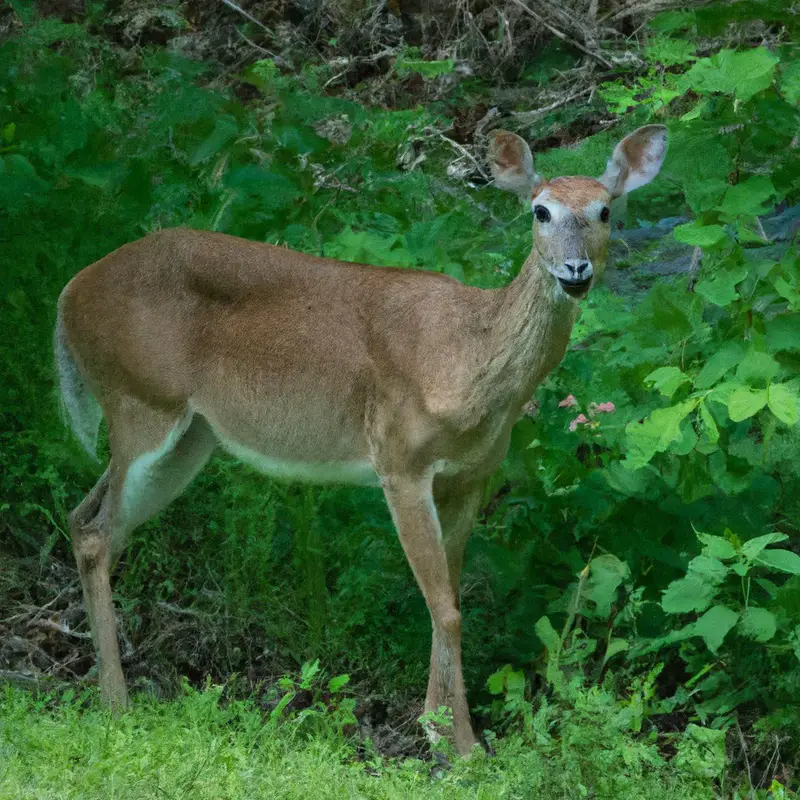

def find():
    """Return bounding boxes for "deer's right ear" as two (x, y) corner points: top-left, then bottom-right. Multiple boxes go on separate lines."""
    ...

(487, 130), (540, 199)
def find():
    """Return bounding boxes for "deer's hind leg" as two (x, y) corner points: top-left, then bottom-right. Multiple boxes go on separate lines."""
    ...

(69, 396), (217, 708)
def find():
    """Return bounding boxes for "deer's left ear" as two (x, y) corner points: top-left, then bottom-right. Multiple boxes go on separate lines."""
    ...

(599, 125), (668, 198)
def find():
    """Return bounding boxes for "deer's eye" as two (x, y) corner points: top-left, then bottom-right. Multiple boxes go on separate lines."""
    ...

(600, 206), (611, 223)
(534, 205), (551, 223)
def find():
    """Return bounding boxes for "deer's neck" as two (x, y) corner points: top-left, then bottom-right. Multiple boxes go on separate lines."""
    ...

(474, 251), (578, 413)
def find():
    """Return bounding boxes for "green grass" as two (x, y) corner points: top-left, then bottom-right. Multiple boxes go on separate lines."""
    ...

(0, 684), (720, 800)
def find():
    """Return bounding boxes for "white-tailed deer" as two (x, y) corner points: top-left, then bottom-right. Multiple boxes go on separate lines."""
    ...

(56, 124), (667, 755)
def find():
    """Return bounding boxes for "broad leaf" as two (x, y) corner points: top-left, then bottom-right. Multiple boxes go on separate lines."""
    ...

(602, 638), (629, 666)
(687, 554), (728, 584)
(692, 605), (738, 653)
(683, 47), (778, 101)
(674, 221), (727, 248)
(698, 532), (736, 560)
(535, 616), (562, 653)
(756, 550), (800, 575)
(741, 533), (789, 561)
(189, 115), (238, 166)
(736, 351), (779, 386)
(645, 366), (690, 398)
(586, 554), (630, 619)
(662, 574), (717, 614)
(767, 383), (800, 426)
(728, 388), (767, 421)
(695, 341), (745, 389)
(698, 400), (719, 443)
(624, 400), (698, 469)
(328, 674), (350, 693)
(765, 315), (800, 353)
(738, 607), (777, 642)
(695, 263), (748, 307)
(717, 176), (775, 218)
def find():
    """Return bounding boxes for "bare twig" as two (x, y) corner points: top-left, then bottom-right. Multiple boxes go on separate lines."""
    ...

(473, 106), (500, 147)
(157, 601), (209, 618)
(758, 735), (783, 789)
(510, 87), (594, 125)
(219, 0), (274, 36)
(735, 717), (755, 799)
(235, 27), (277, 58)
(602, 0), (686, 24)
(506, 0), (613, 69)
(29, 618), (92, 640)
(433, 130), (490, 181)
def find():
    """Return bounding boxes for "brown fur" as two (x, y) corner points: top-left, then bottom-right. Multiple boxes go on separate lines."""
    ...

(532, 176), (610, 210)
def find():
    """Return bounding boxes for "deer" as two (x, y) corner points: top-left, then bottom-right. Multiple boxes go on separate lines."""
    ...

(55, 124), (667, 755)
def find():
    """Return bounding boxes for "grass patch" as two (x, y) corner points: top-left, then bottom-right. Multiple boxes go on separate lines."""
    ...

(0, 684), (719, 799)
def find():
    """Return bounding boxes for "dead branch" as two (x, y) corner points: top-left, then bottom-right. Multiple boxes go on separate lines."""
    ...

(506, 0), (613, 68)
(510, 86), (594, 125)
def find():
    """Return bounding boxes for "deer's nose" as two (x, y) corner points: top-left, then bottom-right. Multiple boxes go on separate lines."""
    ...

(564, 259), (591, 279)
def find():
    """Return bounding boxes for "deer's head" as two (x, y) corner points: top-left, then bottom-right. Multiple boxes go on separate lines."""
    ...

(488, 125), (668, 299)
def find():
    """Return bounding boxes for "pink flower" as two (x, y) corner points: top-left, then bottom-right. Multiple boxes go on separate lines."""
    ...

(558, 394), (578, 408)
(589, 401), (616, 416)
(569, 414), (589, 432)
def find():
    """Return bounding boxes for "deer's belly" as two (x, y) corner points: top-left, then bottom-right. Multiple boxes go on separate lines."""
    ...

(217, 434), (381, 487)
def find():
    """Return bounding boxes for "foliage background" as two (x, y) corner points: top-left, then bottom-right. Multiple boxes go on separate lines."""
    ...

(0, 0), (799, 796)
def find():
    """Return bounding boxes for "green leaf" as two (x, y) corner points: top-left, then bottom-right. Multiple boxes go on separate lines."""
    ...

(299, 659), (321, 688)
(65, 163), (126, 189)
(394, 58), (454, 78)
(717, 177), (775, 218)
(767, 383), (799, 426)
(698, 533), (736, 560)
(535, 616), (562, 653)
(662, 574), (717, 614)
(687, 554), (728, 583)
(645, 366), (690, 398)
(586, 554), (630, 619)
(692, 605), (738, 653)
(225, 167), (302, 211)
(327, 228), (414, 268)
(189, 115), (238, 166)
(741, 533), (789, 561)
(487, 667), (507, 696)
(602, 638), (629, 666)
(328, 674), (350, 693)
(683, 47), (778, 101)
(698, 400), (719, 443)
(695, 263), (748, 307)
(779, 57), (800, 105)
(728, 387), (767, 421)
(674, 221), (727, 248)
(695, 341), (745, 389)
(738, 607), (777, 642)
(765, 315), (800, 353)
(624, 400), (698, 469)
(736, 351), (779, 386)
(756, 550), (800, 575)
(773, 276), (800, 310)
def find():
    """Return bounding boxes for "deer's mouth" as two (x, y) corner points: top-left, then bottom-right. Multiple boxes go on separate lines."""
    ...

(557, 277), (592, 298)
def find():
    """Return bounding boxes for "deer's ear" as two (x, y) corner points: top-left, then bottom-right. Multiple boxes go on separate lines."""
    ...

(487, 130), (541, 198)
(599, 125), (668, 198)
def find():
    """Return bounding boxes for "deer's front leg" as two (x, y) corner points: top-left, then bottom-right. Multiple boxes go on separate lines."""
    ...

(381, 473), (478, 757)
